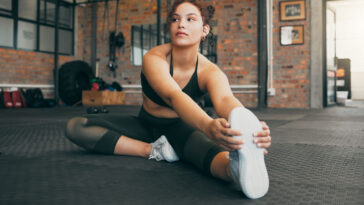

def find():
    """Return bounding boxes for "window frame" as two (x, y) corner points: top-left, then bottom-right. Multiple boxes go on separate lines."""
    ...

(0, 0), (75, 55)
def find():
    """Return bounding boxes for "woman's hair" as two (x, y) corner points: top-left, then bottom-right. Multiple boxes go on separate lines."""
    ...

(166, 0), (215, 32)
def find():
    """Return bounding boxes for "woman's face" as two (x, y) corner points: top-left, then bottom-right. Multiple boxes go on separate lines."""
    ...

(169, 2), (209, 47)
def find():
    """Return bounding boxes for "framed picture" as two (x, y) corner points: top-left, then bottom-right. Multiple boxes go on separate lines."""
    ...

(280, 1), (306, 21)
(280, 25), (304, 46)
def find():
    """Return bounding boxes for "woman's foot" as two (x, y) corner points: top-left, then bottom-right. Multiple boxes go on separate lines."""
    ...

(149, 135), (179, 162)
(228, 107), (269, 199)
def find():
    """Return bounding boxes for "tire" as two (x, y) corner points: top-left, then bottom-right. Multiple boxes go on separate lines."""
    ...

(59, 61), (94, 105)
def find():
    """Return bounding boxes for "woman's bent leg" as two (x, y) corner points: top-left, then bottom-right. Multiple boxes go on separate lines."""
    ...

(114, 136), (151, 157)
(65, 116), (151, 157)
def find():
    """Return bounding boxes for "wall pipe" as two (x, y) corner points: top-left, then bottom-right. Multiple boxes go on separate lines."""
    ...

(267, 0), (274, 94)
(91, 2), (97, 75)
(257, 0), (268, 108)
(157, 0), (161, 45)
(53, 0), (60, 104)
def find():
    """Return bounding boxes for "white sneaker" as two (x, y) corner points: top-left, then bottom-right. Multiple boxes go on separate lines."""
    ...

(149, 135), (179, 162)
(228, 107), (269, 199)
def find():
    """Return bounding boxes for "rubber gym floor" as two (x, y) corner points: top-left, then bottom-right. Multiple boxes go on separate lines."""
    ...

(0, 102), (363, 205)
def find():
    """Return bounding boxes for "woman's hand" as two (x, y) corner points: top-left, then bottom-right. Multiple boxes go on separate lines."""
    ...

(205, 118), (243, 151)
(253, 121), (272, 155)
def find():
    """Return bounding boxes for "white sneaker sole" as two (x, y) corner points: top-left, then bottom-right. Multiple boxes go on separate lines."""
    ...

(228, 107), (269, 199)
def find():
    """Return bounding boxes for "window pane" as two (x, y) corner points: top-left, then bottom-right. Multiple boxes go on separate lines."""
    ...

(133, 47), (142, 66)
(0, 0), (11, 10)
(39, 25), (55, 52)
(150, 24), (157, 47)
(59, 5), (72, 28)
(0, 17), (13, 47)
(18, 0), (37, 20)
(133, 27), (141, 48)
(46, 2), (55, 24)
(59, 29), (72, 54)
(142, 25), (150, 50)
(132, 26), (142, 66)
(40, 0), (46, 23)
(17, 21), (36, 50)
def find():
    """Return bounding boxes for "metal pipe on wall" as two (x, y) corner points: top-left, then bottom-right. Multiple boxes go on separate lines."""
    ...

(53, 0), (60, 104)
(91, 2), (98, 75)
(267, 0), (275, 96)
(157, 0), (161, 45)
(257, 0), (268, 108)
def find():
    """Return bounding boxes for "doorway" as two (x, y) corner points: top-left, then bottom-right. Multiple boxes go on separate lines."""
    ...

(326, 0), (364, 102)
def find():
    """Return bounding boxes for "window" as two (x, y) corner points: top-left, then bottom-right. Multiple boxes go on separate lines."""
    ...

(18, 0), (37, 20)
(131, 24), (169, 66)
(0, 0), (74, 55)
(200, 35), (218, 63)
(39, 25), (55, 52)
(0, 0), (12, 15)
(131, 22), (218, 66)
(17, 21), (37, 50)
(0, 17), (13, 47)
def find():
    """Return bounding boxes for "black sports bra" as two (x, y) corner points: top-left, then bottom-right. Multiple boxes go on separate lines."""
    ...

(140, 54), (205, 107)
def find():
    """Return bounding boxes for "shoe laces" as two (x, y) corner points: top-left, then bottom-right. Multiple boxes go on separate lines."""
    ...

(149, 139), (166, 161)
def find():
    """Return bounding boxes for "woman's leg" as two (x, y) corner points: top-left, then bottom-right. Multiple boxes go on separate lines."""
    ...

(65, 115), (175, 160)
(160, 120), (233, 181)
(113, 136), (151, 157)
(65, 116), (153, 156)
(209, 151), (232, 182)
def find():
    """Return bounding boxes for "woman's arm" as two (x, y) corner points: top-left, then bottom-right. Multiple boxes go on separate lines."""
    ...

(205, 67), (271, 152)
(205, 67), (243, 119)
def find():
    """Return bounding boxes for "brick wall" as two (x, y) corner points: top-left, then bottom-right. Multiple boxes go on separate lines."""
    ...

(267, 0), (310, 108)
(0, 5), (89, 99)
(88, 0), (260, 107)
(0, 0), (313, 109)
(0, 48), (74, 85)
(214, 0), (259, 108)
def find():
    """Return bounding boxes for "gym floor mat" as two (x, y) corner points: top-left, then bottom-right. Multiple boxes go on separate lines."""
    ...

(0, 105), (363, 204)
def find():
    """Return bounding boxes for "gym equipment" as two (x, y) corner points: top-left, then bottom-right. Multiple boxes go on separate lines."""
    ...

(23, 88), (46, 108)
(90, 77), (107, 91)
(3, 91), (13, 108)
(111, 82), (122, 91)
(106, 0), (124, 73)
(86, 106), (109, 114)
(0, 90), (4, 108)
(11, 90), (25, 108)
(59, 61), (94, 105)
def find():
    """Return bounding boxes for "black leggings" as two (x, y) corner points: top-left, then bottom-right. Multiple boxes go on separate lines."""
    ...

(65, 107), (224, 175)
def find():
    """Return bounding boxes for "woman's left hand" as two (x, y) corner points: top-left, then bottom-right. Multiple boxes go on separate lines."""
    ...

(253, 121), (271, 155)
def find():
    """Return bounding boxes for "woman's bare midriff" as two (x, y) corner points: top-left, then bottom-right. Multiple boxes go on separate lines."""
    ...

(142, 93), (180, 118)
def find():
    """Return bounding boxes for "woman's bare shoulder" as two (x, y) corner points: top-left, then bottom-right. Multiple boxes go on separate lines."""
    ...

(146, 43), (172, 59)
(198, 53), (223, 74)
(142, 44), (172, 73)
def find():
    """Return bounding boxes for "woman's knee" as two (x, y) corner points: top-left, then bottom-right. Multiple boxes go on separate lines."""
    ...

(65, 117), (88, 142)
(65, 116), (110, 151)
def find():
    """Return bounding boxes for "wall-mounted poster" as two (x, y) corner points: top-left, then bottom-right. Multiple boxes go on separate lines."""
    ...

(280, 1), (306, 21)
(280, 25), (304, 46)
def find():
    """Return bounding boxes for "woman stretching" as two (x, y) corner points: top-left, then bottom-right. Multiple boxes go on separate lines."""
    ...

(65, 0), (271, 199)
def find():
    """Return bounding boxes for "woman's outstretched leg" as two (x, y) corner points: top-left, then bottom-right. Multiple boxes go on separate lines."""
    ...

(210, 151), (232, 182)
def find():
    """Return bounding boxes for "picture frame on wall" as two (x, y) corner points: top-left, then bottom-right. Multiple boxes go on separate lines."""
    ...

(280, 25), (304, 46)
(280, 1), (306, 21)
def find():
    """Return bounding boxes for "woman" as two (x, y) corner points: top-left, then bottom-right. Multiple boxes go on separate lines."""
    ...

(66, 0), (271, 199)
